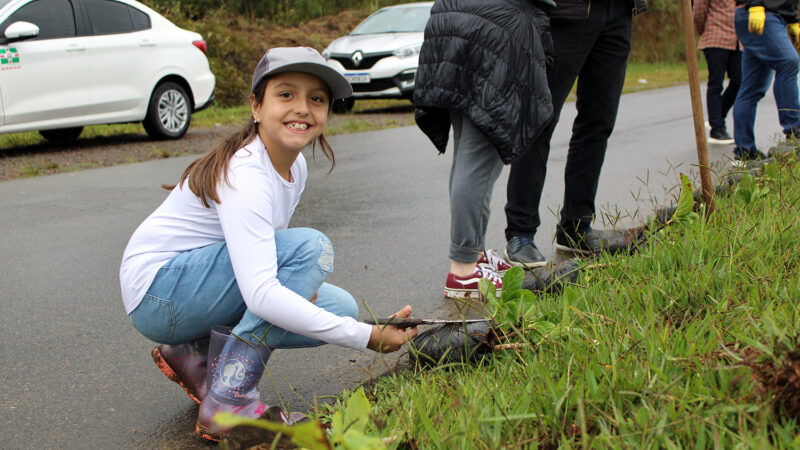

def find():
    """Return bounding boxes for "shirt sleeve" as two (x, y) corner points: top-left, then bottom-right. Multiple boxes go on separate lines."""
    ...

(215, 161), (372, 350)
(693, 0), (709, 36)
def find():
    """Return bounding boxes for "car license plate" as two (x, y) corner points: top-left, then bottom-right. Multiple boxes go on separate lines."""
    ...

(344, 72), (370, 84)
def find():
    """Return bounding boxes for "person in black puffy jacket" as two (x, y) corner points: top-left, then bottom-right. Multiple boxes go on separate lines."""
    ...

(413, 0), (554, 300)
(504, 0), (647, 265)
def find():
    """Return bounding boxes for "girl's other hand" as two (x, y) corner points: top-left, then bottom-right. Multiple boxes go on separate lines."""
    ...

(367, 305), (419, 353)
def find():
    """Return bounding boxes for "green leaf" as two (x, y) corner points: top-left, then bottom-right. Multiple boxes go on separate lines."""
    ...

(672, 173), (698, 224)
(764, 161), (779, 179)
(531, 320), (556, 336)
(213, 413), (331, 450)
(501, 266), (525, 301)
(329, 388), (387, 449)
(479, 277), (498, 303)
(735, 186), (753, 204)
(334, 431), (386, 450)
(341, 387), (371, 434)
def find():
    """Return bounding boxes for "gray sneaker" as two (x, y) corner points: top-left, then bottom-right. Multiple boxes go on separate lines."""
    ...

(504, 236), (547, 268)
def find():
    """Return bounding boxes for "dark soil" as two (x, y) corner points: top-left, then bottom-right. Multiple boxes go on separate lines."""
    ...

(745, 346), (800, 421)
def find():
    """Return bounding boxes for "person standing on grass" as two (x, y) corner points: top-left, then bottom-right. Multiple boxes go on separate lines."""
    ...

(502, 0), (647, 267)
(732, 0), (800, 162)
(694, 0), (741, 145)
(119, 47), (418, 442)
(413, 0), (555, 300)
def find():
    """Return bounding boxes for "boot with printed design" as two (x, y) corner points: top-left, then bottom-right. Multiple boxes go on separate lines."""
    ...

(195, 326), (302, 442)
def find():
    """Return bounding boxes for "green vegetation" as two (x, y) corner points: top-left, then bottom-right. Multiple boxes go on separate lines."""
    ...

(143, 0), (417, 26)
(624, 60), (708, 94)
(302, 153), (800, 448)
(215, 151), (800, 448)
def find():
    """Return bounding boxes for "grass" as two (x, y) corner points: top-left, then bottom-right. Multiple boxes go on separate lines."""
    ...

(310, 152), (800, 448)
(0, 60), (703, 150)
(624, 60), (708, 93)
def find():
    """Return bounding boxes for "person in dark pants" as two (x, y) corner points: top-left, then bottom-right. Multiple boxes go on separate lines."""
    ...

(504, 0), (646, 264)
(694, 0), (741, 145)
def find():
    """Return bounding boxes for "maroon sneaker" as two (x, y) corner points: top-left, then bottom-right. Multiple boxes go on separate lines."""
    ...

(477, 249), (513, 275)
(444, 265), (503, 299)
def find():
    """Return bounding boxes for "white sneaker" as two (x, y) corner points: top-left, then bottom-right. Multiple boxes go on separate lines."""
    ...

(477, 249), (513, 274)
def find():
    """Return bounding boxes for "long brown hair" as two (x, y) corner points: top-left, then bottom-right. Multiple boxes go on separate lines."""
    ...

(164, 77), (335, 208)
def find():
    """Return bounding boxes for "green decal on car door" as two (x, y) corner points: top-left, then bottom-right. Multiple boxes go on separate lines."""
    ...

(0, 47), (21, 68)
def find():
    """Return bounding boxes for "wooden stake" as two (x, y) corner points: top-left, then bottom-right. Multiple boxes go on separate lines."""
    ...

(681, 0), (715, 214)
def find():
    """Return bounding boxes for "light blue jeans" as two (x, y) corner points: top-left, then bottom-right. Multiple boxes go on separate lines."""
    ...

(733, 7), (800, 154)
(129, 228), (358, 348)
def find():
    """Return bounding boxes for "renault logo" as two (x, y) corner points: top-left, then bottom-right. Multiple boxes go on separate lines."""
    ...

(351, 51), (363, 67)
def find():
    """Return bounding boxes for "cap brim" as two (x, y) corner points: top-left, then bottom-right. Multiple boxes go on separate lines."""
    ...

(265, 62), (353, 100)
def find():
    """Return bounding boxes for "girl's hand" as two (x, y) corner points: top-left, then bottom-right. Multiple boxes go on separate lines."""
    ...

(367, 305), (419, 353)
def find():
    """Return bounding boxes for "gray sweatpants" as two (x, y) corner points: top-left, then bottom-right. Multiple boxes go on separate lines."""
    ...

(448, 111), (505, 263)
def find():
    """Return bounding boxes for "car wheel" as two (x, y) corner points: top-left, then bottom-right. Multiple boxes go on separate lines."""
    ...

(332, 97), (355, 114)
(143, 82), (191, 140)
(39, 127), (83, 144)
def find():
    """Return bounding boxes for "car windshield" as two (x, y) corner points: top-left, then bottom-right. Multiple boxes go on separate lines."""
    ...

(350, 5), (431, 35)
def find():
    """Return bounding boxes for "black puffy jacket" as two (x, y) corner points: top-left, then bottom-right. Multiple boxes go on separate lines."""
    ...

(736, 0), (798, 24)
(551, 0), (648, 21)
(413, 0), (553, 164)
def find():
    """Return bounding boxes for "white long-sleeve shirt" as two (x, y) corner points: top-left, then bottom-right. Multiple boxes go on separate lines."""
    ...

(119, 136), (372, 350)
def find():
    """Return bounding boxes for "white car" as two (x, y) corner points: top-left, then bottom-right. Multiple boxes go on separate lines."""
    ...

(0, 0), (215, 142)
(322, 1), (432, 112)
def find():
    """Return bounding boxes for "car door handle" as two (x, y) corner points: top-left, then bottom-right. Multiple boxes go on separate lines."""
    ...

(139, 40), (156, 47)
(66, 44), (86, 52)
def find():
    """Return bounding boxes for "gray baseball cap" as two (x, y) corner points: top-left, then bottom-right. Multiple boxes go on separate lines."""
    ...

(251, 47), (353, 100)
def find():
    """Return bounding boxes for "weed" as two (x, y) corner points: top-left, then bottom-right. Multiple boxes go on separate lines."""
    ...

(19, 162), (41, 177)
(149, 147), (172, 159)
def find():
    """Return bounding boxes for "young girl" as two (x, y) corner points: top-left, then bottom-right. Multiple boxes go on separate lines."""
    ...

(119, 47), (418, 442)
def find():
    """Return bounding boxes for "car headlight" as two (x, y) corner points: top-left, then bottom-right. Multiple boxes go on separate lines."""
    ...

(393, 44), (421, 59)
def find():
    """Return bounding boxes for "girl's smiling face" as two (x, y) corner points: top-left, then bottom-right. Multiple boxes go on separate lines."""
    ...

(252, 71), (330, 155)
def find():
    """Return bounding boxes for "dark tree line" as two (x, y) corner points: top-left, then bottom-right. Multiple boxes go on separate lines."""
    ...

(142, 0), (418, 24)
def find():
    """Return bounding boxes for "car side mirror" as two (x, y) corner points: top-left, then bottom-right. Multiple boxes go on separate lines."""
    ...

(2, 21), (40, 44)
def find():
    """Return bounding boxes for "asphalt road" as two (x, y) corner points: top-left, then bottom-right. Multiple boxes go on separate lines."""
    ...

(0, 84), (784, 448)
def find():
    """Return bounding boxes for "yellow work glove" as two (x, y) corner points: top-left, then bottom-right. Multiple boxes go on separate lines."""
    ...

(788, 23), (800, 47)
(749, 6), (765, 35)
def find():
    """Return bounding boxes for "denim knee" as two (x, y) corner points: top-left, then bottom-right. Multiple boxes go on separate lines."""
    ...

(317, 283), (359, 319)
(295, 228), (334, 275)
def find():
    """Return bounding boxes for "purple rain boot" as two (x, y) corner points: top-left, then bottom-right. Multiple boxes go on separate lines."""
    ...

(151, 338), (209, 404)
(195, 326), (276, 442)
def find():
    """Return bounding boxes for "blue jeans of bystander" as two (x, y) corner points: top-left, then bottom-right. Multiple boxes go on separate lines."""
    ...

(129, 227), (358, 348)
(733, 7), (800, 154)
